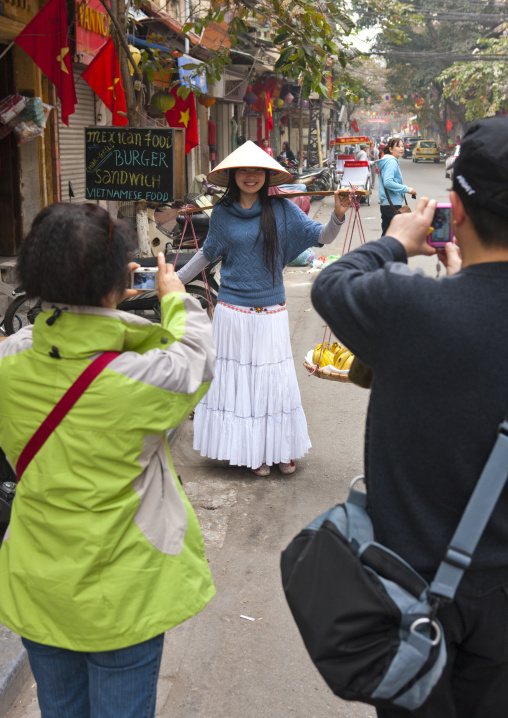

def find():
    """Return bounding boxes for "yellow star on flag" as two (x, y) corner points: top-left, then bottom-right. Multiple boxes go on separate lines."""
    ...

(179, 108), (190, 128)
(56, 47), (69, 74)
(108, 78), (120, 100)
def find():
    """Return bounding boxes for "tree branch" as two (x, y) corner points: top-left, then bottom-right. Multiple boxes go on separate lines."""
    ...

(97, 0), (143, 83)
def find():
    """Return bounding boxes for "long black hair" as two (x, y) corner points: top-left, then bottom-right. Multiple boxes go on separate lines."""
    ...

(218, 168), (286, 284)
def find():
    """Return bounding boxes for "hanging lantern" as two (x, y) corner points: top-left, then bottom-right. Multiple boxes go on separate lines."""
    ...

(198, 95), (216, 108)
(127, 45), (142, 75)
(280, 115), (289, 125)
(246, 85), (252, 92)
(284, 92), (294, 104)
(150, 92), (176, 113)
(274, 98), (284, 109)
(243, 90), (257, 105)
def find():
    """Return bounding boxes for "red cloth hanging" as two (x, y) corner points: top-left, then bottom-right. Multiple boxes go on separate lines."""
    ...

(208, 119), (216, 146)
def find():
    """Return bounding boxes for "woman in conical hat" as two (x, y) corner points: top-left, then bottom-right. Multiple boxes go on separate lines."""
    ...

(177, 141), (351, 476)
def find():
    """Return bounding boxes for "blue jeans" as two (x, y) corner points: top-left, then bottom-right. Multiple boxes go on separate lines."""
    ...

(22, 634), (164, 718)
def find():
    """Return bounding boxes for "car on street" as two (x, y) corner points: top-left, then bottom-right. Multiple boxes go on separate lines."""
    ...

(412, 140), (440, 163)
(402, 136), (422, 158)
(445, 145), (460, 178)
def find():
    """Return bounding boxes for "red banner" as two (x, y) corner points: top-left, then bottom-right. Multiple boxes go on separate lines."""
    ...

(345, 161), (369, 167)
(14, 0), (77, 125)
(165, 87), (199, 154)
(331, 136), (370, 145)
(75, 0), (111, 65)
(81, 38), (127, 126)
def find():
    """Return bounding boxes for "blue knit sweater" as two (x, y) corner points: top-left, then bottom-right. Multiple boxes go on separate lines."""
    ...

(202, 198), (324, 307)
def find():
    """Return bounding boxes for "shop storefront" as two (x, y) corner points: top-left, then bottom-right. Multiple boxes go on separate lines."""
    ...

(0, 0), (52, 255)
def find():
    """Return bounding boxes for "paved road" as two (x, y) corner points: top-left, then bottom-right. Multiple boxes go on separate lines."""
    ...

(5, 160), (451, 718)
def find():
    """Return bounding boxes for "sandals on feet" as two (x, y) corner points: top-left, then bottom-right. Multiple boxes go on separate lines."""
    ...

(279, 460), (296, 475)
(252, 463), (270, 477)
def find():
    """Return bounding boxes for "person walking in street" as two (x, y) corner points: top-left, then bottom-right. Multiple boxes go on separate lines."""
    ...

(0, 203), (215, 718)
(369, 141), (380, 189)
(176, 140), (351, 477)
(311, 115), (508, 718)
(261, 137), (274, 157)
(377, 137), (417, 234)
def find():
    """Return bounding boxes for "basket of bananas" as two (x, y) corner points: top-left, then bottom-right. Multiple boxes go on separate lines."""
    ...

(303, 341), (354, 383)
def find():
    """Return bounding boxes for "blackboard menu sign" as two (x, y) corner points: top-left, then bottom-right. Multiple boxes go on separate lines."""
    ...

(85, 127), (175, 202)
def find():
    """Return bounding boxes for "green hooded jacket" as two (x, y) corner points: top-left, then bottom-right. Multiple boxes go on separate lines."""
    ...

(0, 293), (215, 651)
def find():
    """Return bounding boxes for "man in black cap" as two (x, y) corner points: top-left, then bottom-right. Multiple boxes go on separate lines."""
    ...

(311, 115), (508, 717)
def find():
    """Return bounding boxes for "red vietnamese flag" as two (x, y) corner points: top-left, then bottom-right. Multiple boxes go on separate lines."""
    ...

(446, 118), (453, 133)
(165, 86), (199, 154)
(253, 90), (269, 120)
(265, 94), (273, 136)
(81, 39), (128, 126)
(350, 118), (360, 133)
(14, 0), (76, 125)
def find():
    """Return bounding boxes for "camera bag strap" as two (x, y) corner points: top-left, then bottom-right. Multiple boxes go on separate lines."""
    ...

(430, 419), (508, 602)
(379, 175), (409, 212)
(15, 351), (120, 482)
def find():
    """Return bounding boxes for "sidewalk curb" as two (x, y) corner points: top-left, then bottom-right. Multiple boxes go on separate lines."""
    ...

(0, 626), (30, 718)
(0, 420), (186, 718)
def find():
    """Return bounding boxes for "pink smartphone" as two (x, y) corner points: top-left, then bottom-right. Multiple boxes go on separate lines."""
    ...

(426, 203), (453, 247)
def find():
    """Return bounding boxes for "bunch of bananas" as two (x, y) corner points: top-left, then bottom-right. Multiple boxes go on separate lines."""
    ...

(312, 341), (355, 370)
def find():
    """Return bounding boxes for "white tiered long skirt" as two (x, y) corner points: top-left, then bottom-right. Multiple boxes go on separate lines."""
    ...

(193, 301), (311, 469)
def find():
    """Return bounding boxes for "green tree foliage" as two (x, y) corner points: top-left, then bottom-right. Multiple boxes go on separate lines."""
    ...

(355, 0), (504, 142)
(182, 0), (407, 99)
(438, 37), (508, 121)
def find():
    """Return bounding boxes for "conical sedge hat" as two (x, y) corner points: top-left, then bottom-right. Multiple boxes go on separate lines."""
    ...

(207, 140), (293, 187)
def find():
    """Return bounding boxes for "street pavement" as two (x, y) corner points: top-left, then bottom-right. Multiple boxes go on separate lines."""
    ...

(4, 159), (451, 718)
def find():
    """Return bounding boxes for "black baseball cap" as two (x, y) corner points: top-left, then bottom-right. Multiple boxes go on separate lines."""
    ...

(452, 115), (508, 219)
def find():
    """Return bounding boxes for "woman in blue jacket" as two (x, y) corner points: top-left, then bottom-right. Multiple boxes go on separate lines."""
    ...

(377, 138), (417, 235)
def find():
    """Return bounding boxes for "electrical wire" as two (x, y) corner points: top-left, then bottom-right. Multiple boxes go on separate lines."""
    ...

(369, 50), (508, 60)
(360, 8), (507, 21)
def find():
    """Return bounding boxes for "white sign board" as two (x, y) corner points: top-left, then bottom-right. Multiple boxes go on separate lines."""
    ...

(341, 161), (369, 188)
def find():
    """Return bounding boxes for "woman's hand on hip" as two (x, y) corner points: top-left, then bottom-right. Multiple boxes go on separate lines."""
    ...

(158, 252), (186, 300)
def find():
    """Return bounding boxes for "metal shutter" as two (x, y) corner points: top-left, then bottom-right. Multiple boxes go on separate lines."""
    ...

(248, 116), (260, 143)
(58, 69), (96, 203)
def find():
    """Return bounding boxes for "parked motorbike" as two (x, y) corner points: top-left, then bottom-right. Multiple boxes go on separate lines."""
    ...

(278, 158), (335, 197)
(117, 202), (209, 257)
(321, 158), (339, 190)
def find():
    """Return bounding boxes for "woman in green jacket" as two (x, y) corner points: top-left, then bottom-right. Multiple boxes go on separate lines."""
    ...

(0, 202), (215, 718)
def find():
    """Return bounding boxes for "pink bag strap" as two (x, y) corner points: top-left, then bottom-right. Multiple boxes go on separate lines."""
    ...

(16, 351), (120, 482)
